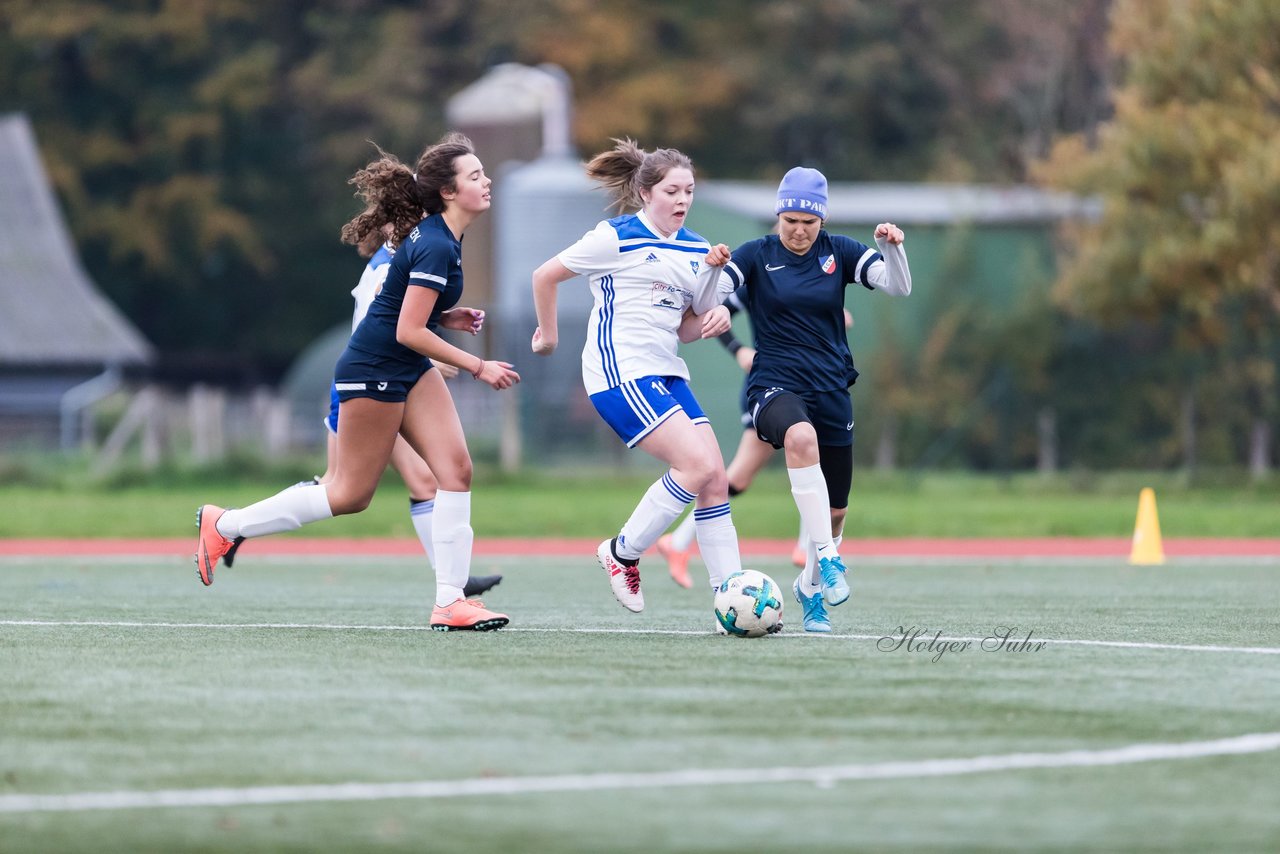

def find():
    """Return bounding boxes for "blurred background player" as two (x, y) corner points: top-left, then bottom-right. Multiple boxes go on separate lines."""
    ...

(221, 227), (501, 599)
(530, 139), (741, 620)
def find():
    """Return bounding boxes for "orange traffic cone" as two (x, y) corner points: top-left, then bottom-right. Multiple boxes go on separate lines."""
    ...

(1128, 487), (1166, 565)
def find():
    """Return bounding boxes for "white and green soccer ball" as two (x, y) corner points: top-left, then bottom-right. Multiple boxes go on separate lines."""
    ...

(714, 570), (783, 637)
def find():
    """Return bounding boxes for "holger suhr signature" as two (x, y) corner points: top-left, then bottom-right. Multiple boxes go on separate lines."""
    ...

(877, 626), (1047, 663)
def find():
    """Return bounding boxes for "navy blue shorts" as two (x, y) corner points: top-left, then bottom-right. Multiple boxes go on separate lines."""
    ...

(333, 344), (432, 404)
(748, 385), (853, 448)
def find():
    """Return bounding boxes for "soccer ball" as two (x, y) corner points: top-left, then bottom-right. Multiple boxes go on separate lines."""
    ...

(714, 570), (784, 637)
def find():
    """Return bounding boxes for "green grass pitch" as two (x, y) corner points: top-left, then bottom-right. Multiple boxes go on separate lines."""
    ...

(2, 553), (1278, 851)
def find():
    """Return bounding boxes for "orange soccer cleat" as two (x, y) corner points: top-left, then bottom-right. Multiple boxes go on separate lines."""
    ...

(429, 598), (509, 632)
(194, 505), (235, 586)
(655, 534), (693, 589)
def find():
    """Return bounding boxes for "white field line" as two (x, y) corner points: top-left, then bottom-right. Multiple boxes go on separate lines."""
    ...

(1, 731), (1277, 814)
(6, 555), (1280, 568)
(2, 620), (1279, 655)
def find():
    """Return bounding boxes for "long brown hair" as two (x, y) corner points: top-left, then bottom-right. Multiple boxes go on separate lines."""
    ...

(585, 138), (693, 214)
(341, 132), (476, 249)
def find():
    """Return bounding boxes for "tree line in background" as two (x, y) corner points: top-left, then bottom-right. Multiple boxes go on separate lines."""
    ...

(1, 0), (1275, 473)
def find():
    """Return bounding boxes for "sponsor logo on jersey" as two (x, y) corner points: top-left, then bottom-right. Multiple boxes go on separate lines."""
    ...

(645, 252), (660, 263)
(650, 281), (690, 310)
(765, 263), (786, 272)
(820, 254), (836, 274)
(409, 226), (421, 243)
(377, 382), (388, 391)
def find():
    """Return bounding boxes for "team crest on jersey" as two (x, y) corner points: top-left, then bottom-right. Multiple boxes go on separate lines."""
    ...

(819, 254), (836, 274)
(690, 260), (700, 275)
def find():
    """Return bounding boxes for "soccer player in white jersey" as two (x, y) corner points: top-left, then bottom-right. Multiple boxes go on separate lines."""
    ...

(692, 167), (912, 632)
(219, 231), (502, 599)
(529, 139), (744, 623)
(195, 133), (519, 631)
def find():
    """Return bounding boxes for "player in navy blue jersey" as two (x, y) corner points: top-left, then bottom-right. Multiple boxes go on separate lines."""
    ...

(655, 290), (854, 586)
(529, 139), (743, 626)
(693, 167), (912, 632)
(195, 133), (519, 631)
(217, 230), (502, 600)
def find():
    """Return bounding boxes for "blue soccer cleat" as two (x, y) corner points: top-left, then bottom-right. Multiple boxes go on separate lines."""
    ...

(818, 554), (850, 606)
(793, 576), (831, 633)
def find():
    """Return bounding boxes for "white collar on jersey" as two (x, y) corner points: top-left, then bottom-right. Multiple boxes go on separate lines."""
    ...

(636, 208), (679, 240)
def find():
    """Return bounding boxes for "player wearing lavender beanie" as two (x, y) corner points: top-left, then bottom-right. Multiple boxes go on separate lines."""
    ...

(774, 167), (828, 220)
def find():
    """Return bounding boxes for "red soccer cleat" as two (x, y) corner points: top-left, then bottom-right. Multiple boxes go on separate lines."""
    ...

(656, 534), (693, 589)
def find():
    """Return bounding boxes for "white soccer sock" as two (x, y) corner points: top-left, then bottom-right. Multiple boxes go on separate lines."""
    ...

(788, 463), (838, 589)
(216, 483), (333, 539)
(409, 498), (435, 568)
(795, 518), (808, 553)
(431, 490), (472, 607)
(616, 471), (695, 561)
(693, 504), (740, 591)
(789, 463), (835, 550)
(799, 539), (822, 596)
(671, 506), (698, 551)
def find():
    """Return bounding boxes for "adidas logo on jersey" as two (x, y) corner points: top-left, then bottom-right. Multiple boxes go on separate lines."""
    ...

(645, 252), (660, 263)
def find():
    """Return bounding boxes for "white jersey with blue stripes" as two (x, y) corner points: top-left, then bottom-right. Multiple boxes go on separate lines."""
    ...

(350, 242), (394, 332)
(557, 209), (711, 395)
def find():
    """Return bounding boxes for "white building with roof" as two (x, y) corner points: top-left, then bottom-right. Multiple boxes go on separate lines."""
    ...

(0, 113), (153, 448)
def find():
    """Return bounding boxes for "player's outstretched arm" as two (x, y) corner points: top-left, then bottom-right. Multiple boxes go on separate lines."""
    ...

(870, 222), (911, 297)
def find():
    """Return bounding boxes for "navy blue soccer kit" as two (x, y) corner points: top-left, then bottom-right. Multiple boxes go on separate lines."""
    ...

(721, 231), (882, 448)
(335, 214), (465, 402)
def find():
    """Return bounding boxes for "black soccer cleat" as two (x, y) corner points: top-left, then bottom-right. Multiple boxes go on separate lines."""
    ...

(463, 574), (503, 598)
(221, 537), (246, 568)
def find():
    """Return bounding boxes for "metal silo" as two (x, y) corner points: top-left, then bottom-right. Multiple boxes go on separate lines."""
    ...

(494, 155), (635, 469)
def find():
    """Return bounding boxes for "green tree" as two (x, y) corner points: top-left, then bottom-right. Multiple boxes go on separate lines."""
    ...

(522, 0), (1110, 182)
(0, 0), (1118, 397)
(2, 0), (343, 379)
(1037, 0), (1280, 474)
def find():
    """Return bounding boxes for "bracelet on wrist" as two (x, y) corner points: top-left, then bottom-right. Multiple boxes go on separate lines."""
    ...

(471, 359), (484, 379)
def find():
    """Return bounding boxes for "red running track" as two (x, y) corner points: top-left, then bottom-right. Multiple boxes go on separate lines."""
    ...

(2, 538), (1279, 558)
